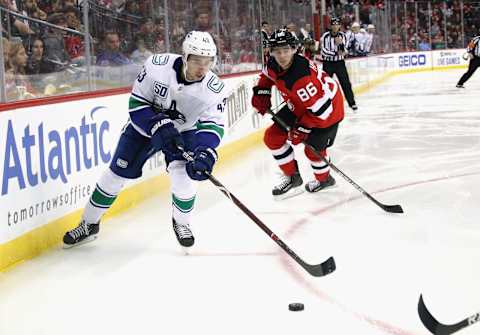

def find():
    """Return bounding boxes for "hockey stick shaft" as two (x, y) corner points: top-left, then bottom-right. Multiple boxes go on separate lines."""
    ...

(418, 295), (480, 335)
(266, 109), (403, 214)
(179, 148), (335, 277)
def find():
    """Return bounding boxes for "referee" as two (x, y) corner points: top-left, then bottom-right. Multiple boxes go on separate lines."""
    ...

(456, 35), (480, 88)
(321, 17), (357, 111)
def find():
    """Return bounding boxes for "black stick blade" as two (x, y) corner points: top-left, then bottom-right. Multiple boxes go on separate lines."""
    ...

(418, 294), (480, 335)
(418, 294), (441, 334)
(304, 256), (336, 277)
(382, 204), (404, 214)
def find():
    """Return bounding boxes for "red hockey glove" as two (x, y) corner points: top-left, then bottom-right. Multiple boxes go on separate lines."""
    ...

(288, 125), (311, 145)
(251, 86), (272, 115)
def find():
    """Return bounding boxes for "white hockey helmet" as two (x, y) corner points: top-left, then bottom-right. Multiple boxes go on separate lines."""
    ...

(182, 31), (217, 68)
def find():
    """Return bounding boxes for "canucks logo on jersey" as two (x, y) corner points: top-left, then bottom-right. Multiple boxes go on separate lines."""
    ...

(207, 76), (224, 93)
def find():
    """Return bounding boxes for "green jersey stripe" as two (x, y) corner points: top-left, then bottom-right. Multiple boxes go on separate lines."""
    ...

(196, 122), (224, 139)
(129, 97), (150, 110)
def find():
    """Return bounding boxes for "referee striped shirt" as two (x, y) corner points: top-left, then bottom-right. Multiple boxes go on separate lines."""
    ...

(320, 30), (348, 61)
(467, 36), (480, 58)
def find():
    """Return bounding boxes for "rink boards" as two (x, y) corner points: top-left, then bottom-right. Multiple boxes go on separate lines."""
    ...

(0, 48), (469, 271)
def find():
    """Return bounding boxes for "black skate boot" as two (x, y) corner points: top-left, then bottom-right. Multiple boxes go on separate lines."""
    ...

(172, 219), (195, 247)
(305, 175), (336, 193)
(272, 171), (303, 200)
(63, 220), (99, 248)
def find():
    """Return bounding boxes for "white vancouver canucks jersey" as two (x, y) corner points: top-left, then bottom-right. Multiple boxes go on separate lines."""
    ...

(128, 53), (228, 146)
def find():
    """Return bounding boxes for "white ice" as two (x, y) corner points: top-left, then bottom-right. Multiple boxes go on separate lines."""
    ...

(1, 69), (480, 335)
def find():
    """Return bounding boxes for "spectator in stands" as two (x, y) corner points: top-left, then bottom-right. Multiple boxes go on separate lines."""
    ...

(96, 31), (131, 66)
(261, 21), (271, 65)
(153, 17), (165, 39)
(63, 6), (85, 61)
(24, 0), (47, 21)
(26, 36), (54, 75)
(194, 7), (213, 34)
(26, 36), (54, 92)
(64, 5), (82, 31)
(22, 0), (47, 36)
(154, 36), (166, 53)
(2, 37), (11, 71)
(302, 23), (314, 40)
(42, 13), (71, 70)
(418, 37), (431, 51)
(346, 21), (365, 57)
(365, 23), (376, 54)
(122, 0), (141, 17)
(0, 0), (35, 37)
(8, 41), (36, 98)
(137, 18), (156, 53)
(130, 37), (152, 65)
(9, 41), (29, 75)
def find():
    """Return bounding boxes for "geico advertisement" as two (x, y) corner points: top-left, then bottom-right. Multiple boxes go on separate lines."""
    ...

(397, 52), (431, 69)
(0, 98), (128, 243)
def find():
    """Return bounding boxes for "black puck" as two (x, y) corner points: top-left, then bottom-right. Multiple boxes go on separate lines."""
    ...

(288, 303), (304, 311)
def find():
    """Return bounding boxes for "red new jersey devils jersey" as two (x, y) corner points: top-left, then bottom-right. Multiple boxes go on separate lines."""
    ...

(257, 54), (344, 129)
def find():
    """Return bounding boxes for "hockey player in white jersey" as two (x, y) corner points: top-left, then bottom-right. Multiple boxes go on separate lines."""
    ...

(63, 31), (228, 249)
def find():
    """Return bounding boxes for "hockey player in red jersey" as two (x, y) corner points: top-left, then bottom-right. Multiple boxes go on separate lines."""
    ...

(252, 29), (345, 198)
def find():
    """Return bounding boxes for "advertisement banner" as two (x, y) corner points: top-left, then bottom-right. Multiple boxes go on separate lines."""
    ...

(0, 73), (264, 244)
(432, 49), (470, 69)
(396, 51), (431, 71)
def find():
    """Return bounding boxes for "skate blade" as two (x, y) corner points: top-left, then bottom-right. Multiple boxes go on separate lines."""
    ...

(181, 246), (192, 255)
(63, 235), (98, 249)
(273, 187), (305, 201)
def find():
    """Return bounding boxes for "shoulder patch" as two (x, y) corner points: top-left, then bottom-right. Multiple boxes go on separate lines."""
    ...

(207, 76), (225, 93)
(152, 54), (170, 65)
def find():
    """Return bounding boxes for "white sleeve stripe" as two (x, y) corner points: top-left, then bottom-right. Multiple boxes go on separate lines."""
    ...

(310, 97), (332, 116)
(196, 129), (223, 140)
(317, 105), (333, 120)
(198, 120), (225, 127)
(129, 105), (151, 113)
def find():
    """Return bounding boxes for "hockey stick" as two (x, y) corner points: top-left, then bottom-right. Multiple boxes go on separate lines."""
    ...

(266, 109), (404, 214)
(178, 148), (336, 277)
(418, 294), (480, 335)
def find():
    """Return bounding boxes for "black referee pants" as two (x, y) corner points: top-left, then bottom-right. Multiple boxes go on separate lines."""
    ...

(322, 60), (356, 107)
(457, 57), (480, 86)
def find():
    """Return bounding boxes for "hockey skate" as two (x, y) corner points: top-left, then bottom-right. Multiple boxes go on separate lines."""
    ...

(272, 171), (304, 200)
(63, 220), (99, 248)
(305, 175), (336, 193)
(172, 219), (195, 248)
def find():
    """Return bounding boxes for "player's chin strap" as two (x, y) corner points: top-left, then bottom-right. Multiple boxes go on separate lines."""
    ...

(266, 105), (404, 214)
(176, 144), (336, 277)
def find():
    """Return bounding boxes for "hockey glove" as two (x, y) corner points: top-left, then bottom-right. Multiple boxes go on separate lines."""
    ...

(186, 146), (218, 181)
(288, 125), (311, 145)
(149, 114), (184, 156)
(251, 86), (272, 115)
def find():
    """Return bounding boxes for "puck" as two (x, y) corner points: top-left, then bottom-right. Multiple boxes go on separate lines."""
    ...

(288, 303), (304, 311)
